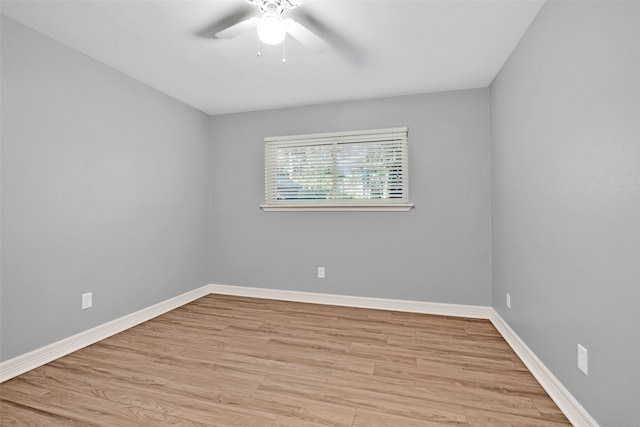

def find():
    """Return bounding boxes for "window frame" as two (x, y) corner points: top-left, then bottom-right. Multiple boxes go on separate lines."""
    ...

(260, 127), (413, 212)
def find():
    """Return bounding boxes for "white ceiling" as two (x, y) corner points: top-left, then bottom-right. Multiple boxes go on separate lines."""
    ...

(1, 0), (544, 116)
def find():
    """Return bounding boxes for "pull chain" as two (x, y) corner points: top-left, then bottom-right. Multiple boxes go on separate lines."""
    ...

(282, 36), (286, 63)
(255, 36), (288, 62)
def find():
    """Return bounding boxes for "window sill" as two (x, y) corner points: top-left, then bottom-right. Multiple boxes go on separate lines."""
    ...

(260, 203), (414, 212)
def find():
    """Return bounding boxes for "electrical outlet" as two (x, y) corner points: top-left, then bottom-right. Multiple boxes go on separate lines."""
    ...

(82, 292), (93, 310)
(317, 267), (325, 279)
(578, 344), (588, 375)
(506, 293), (511, 309)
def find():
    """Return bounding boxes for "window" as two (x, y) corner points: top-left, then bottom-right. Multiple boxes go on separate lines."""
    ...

(261, 127), (413, 211)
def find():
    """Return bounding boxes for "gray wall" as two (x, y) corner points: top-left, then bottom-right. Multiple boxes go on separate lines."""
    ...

(209, 90), (492, 305)
(490, 2), (640, 425)
(1, 17), (210, 361)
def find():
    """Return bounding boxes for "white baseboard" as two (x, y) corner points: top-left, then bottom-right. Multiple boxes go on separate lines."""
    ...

(0, 283), (598, 427)
(207, 284), (493, 319)
(0, 285), (211, 383)
(489, 310), (599, 427)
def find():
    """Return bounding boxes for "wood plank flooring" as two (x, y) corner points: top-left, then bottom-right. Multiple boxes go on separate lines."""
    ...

(0, 294), (570, 426)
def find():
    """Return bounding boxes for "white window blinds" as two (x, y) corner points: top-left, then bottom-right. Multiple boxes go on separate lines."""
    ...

(262, 127), (413, 211)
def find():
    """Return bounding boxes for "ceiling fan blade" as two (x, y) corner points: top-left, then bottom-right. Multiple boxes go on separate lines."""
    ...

(215, 17), (260, 39)
(284, 0), (307, 8)
(293, 10), (365, 63)
(196, 6), (253, 39)
(284, 19), (329, 53)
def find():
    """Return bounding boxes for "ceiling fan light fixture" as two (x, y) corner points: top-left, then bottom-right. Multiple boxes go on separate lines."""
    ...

(257, 14), (286, 45)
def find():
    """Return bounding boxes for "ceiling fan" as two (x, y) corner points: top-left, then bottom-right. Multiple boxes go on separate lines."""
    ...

(214, 0), (330, 53)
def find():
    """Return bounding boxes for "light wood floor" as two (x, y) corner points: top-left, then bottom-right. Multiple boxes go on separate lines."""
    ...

(1, 294), (570, 426)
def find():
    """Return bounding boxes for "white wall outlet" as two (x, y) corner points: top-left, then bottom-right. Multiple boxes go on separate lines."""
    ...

(578, 344), (588, 375)
(506, 292), (511, 309)
(82, 292), (93, 310)
(317, 267), (325, 279)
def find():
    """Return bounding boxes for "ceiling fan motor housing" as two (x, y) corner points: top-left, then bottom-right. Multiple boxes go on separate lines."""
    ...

(249, 0), (302, 15)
